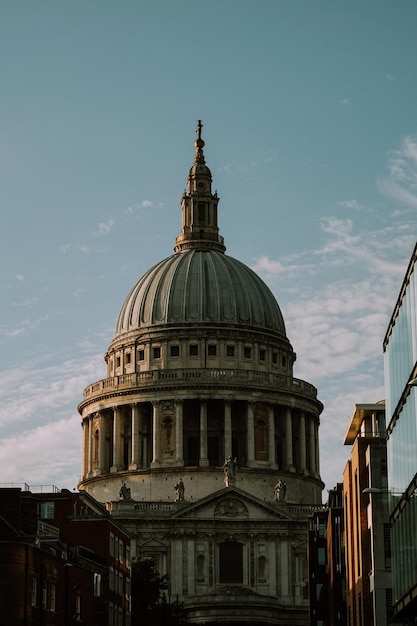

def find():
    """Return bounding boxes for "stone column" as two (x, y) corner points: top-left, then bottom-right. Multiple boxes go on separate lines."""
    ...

(285, 408), (295, 472)
(175, 400), (184, 465)
(98, 411), (107, 474)
(247, 402), (255, 467)
(268, 406), (276, 468)
(224, 400), (232, 461)
(82, 418), (89, 479)
(151, 401), (161, 467)
(199, 400), (209, 467)
(87, 415), (94, 477)
(299, 411), (307, 474)
(309, 416), (317, 476)
(129, 404), (140, 470)
(111, 406), (123, 472)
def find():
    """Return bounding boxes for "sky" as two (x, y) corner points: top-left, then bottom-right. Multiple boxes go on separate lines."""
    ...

(1, 1), (417, 499)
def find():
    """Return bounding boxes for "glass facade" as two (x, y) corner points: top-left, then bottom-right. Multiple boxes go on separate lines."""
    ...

(384, 244), (417, 615)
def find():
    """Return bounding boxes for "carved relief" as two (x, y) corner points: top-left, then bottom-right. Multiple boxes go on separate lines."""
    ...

(214, 498), (248, 518)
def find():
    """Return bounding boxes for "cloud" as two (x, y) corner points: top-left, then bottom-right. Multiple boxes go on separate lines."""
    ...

(126, 200), (163, 215)
(95, 219), (115, 236)
(251, 256), (285, 276)
(0, 415), (81, 488)
(12, 297), (39, 307)
(0, 353), (104, 431)
(378, 135), (417, 209)
(0, 315), (49, 343)
(337, 199), (361, 210)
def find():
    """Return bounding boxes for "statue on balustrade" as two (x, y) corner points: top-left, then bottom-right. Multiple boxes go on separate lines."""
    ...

(175, 478), (185, 501)
(274, 479), (287, 501)
(223, 456), (238, 487)
(119, 482), (132, 500)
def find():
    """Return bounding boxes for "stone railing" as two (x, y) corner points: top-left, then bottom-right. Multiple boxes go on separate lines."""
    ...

(82, 368), (318, 401)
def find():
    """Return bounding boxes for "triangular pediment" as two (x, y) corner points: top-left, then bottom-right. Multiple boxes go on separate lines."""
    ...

(171, 486), (291, 521)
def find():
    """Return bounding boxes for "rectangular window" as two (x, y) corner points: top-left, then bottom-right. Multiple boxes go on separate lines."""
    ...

(219, 541), (243, 583)
(226, 345), (235, 357)
(39, 501), (55, 519)
(116, 356), (121, 367)
(138, 349), (145, 361)
(153, 346), (161, 359)
(189, 344), (198, 356)
(272, 352), (278, 364)
(170, 345), (179, 357)
(75, 594), (81, 621)
(125, 353), (131, 364)
(244, 346), (252, 359)
(109, 566), (114, 591)
(207, 344), (217, 356)
(259, 349), (266, 361)
(384, 523), (391, 569)
(32, 577), (37, 606)
(109, 533), (115, 557)
(42, 580), (47, 608)
(109, 603), (114, 626)
(318, 547), (326, 565)
(94, 573), (102, 597)
(282, 356), (287, 368)
(50, 583), (56, 612)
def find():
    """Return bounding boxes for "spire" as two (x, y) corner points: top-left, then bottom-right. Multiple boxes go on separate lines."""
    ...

(194, 120), (206, 164)
(174, 121), (225, 254)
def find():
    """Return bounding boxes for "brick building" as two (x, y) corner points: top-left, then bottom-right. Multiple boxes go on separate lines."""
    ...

(0, 486), (131, 625)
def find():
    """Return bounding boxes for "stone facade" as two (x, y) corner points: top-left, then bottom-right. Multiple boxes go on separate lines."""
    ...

(78, 121), (324, 624)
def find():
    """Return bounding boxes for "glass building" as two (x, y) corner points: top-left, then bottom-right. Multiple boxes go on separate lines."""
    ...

(384, 242), (417, 622)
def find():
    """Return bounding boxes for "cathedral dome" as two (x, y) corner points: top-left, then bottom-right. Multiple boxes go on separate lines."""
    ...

(115, 248), (287, 338)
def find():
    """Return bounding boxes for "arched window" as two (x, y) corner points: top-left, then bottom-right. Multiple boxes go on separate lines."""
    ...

(258, 555), (267, 580)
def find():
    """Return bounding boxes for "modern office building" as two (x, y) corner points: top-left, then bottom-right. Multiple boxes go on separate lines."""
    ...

(343, 402), (392, 626)
(384, 242), (417, 623)
(77, 122), (324, 625)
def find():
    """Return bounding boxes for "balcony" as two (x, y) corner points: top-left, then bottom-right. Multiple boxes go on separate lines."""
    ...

(80, 368), (318, 403)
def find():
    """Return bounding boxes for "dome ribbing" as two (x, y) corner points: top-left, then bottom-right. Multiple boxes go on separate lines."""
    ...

(115, 249), (287, 338)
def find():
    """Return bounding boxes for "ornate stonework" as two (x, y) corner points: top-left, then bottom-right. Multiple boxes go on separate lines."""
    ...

(78, 122), (324, 625)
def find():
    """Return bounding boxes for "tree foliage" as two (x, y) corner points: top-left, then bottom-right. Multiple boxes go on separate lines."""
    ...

(131, 556), (183, 626)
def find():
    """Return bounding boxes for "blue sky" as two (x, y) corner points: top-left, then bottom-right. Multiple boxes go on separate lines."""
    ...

(1, 1), (416, 497)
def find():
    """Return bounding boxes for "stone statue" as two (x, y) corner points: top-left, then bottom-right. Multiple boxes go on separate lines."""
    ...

(274, 479), (287, 501)
(119, 482), (131, 500)
(175, 478), (185, 501)
(223, 456), (237, 487)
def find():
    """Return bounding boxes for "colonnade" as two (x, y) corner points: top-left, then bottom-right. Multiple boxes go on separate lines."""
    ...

(81, 399), (319, 481)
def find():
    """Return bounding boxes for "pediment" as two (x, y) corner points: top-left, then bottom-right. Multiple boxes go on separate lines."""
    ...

(171, 486), (290, 521)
